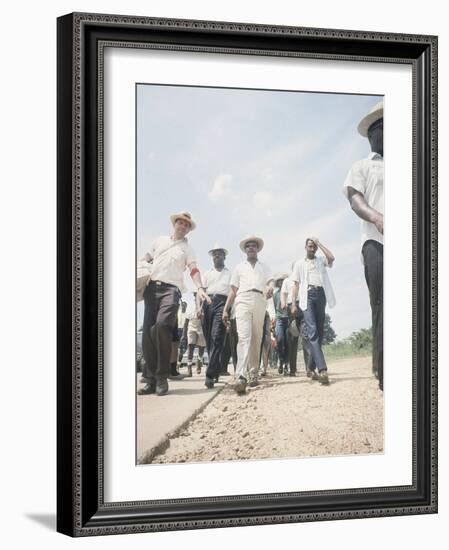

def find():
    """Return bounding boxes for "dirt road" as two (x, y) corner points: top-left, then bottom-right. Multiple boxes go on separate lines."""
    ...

(151, 355), (383, 464)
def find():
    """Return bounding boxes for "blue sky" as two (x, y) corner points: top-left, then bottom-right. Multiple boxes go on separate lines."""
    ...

(136, 84), (382, 340)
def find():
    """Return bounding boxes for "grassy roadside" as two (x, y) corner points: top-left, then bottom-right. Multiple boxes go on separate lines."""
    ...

(294, 342), (372, 364)
(323, 342), (372, 361)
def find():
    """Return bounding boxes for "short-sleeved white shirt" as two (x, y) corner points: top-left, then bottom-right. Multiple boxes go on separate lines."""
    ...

(148, 235), (196, 291)
(291, 256), (336, 311)
(343, 152), (384, 247)
(203, 267), (231, 296)
(230, 260), (272, 295)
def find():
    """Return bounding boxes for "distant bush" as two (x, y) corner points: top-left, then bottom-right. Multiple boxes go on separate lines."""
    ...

(323, 327), (372, 360)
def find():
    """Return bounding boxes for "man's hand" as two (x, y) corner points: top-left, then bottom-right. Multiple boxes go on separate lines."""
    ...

(373, 213), (384, 235)
(198, 287), (211, 304)
(291, 304), (298, 317)
(311, 237), (320, 246)
(222, 309), (230, 328)
(266, 286), (273, 299)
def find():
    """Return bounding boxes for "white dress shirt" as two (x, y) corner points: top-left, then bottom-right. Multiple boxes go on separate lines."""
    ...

(203, 267), (231, 296)
(305, 257), (324, 287)
(230, 260), (272, 295)
(148, 235), (196, 291)
(292, 255), (336, 311)
(343, 152), (384, 247)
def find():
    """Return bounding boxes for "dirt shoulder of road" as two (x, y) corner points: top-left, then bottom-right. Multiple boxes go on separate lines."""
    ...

(151, 355), (383, 464)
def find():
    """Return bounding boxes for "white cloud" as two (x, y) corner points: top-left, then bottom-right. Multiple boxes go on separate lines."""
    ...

(253, 191), (273, 216)
(208, 174), (235, 203)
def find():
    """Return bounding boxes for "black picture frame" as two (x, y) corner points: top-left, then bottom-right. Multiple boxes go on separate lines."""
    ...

(57, 12), (438, 536)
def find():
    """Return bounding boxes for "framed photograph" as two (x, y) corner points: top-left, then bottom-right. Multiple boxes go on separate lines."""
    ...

(57, 12), (437, 536)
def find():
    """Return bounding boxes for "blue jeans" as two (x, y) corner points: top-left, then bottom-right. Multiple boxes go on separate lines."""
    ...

(303, 287), (327, 372)
(275, 317), (289, 365)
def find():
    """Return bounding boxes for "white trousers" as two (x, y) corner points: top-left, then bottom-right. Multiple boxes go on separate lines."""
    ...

(235, 292), (266, 381)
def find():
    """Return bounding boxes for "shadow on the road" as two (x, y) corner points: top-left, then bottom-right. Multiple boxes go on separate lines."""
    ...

(329, 375), (376, 383)
(167, 387), (224, 396)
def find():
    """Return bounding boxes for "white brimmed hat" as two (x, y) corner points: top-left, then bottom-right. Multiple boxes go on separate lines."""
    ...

(274, 272), (289, 282)
(239, 235), (264, 252)
(357, 100), (384, 137)
(208, 243), (228, 256)
(170, 211), (196, 231)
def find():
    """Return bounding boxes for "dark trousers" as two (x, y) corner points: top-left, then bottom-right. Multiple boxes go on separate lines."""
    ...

(275, 317), (289, 365)
(142, 281), (180, 380)
(259, 312), (272, 370)
(299, 320), (313, 372)
(202, 295), (227, 380)
(303, 287), (327, 372)
(287, 305), (305, 374)
(221, 318), (238, 373)
(362, 240), (383, 389)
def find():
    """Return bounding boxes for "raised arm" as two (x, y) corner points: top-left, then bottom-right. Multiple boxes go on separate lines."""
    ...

(311, 238), (335, 267)
(346, 187), (384, 235)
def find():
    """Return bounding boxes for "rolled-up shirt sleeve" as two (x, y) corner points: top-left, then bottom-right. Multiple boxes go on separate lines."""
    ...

(343, 160), (367, 198)
(230, 266), (240, 288)
(291, 260), (301, 283)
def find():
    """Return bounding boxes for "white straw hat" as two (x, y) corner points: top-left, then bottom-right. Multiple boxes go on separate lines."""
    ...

(169, 211), (196, 231)
(357, 100), (384, 137)
(208, 243), (228, 256)
(273, 272), (289, 281)
(239, 235), (264, 252)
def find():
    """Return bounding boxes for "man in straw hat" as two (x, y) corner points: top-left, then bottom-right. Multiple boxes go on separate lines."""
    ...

(223, 236), (274, 394)
(291, 237), (336, 385)
(200, 244), (232, 389)
(343, 100), (384, 391)
(138, 212), (211, 396)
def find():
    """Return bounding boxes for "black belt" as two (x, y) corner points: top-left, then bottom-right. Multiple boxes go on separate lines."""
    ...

(207, 293), (228, 300)
(308, 285), (323, 290)
(249, 288), (263, 294)
(151, 280), (177, 289)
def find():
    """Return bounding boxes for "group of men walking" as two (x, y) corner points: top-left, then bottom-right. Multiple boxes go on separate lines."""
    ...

(137, 100), (384, 396)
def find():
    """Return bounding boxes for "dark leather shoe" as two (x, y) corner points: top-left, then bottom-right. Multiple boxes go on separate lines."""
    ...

(278, 365), (283, 374)
(318, 371), (329, 385)
(308, 369), (319, 380)
(234, 376), (247, 394)
(205, 377), (215, 389)
(169, 371), (185, 380)
(137, 381), (156, 395)
(156, 377), (169, 396)
(248, 379), (259, 388)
